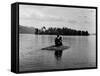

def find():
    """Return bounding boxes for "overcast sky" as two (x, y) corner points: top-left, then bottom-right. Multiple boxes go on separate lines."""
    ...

(19, 5), (96, 33)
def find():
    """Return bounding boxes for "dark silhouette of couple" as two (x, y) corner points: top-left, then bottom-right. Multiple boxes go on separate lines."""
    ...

(55, 35), (63, 47)
(54, 35), (63, 61)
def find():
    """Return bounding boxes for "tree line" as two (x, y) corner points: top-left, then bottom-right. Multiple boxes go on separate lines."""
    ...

(35, 26), (89, 36)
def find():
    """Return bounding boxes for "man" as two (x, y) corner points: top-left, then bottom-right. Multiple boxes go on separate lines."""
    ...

(55, 35), (63, 46)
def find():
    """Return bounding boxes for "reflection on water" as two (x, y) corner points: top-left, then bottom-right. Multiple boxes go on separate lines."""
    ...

(54, 50), (63, 61)
(19, 34), (96, 72)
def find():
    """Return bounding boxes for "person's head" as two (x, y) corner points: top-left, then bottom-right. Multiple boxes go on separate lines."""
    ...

(57, 35), (59, 37)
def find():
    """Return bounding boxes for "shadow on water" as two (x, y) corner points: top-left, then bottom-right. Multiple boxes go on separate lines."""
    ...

(41, 45), (70, 62)
(41, 45), (70, 51)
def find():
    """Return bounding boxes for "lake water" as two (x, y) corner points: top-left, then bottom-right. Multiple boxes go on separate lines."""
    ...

(19, 34), (96, 72)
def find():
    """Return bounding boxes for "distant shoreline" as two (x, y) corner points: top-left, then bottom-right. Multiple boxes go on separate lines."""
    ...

(19, 33), (96, 36)
(19, 25), (90, 36)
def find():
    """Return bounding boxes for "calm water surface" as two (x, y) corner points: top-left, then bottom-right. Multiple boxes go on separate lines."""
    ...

(19, 34), (96, 72)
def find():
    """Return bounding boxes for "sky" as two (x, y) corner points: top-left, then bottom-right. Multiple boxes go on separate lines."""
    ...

(19, 5), (96, 33)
